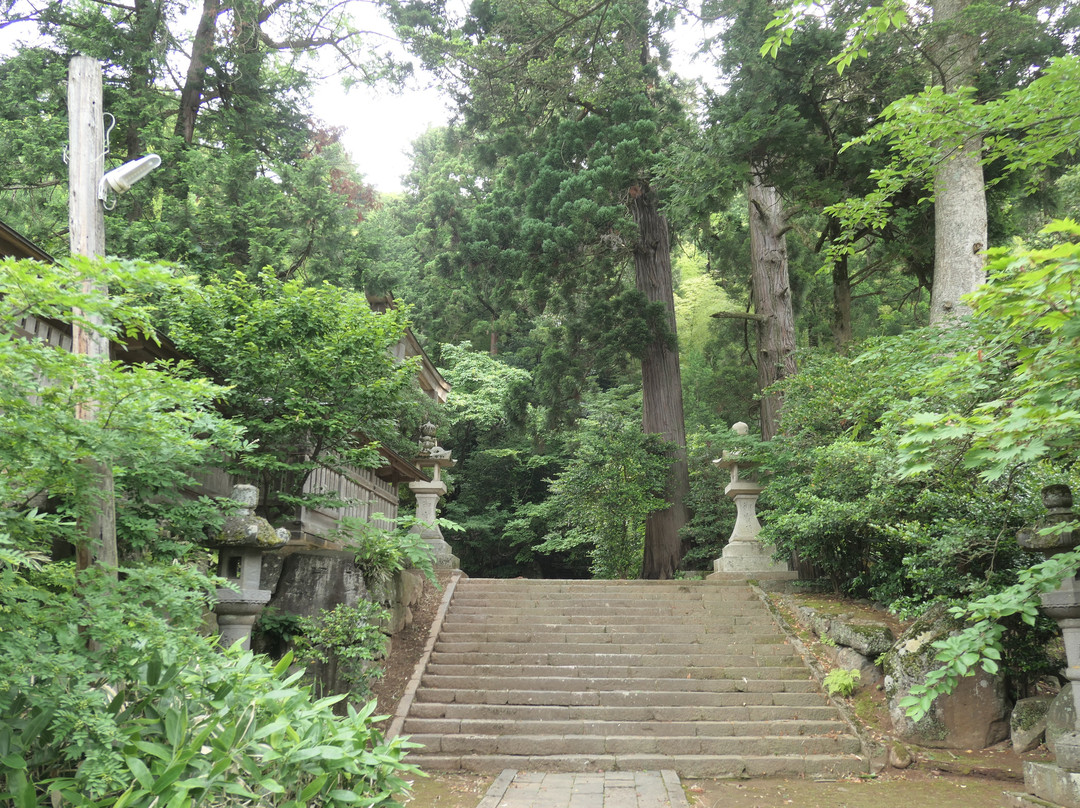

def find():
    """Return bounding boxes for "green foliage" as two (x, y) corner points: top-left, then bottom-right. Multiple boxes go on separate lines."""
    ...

(161, 272), (420, 522)
(536, 388), (671, 579)
(746, 221), (1080, 714)
(822, 667), (861, 697)
(898, 220), (1080, 481)
(0, 563), (419, 808)
(333, 513), (445, 589)
(0, 256), (245, 559)
(294, 602), (392, 697)
(679, 425), (738, 571)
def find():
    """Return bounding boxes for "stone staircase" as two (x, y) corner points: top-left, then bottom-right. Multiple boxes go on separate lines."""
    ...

(398, 577), (866, 777)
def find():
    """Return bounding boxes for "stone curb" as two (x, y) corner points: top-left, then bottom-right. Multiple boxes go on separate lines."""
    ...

(475, 769), (518, 808)
(748, 581), (880, 774)
(387, 570), (463, 740)
(661, 769), (690, 808)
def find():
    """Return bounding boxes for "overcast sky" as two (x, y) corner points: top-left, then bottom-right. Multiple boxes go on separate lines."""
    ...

(0, 7), (711, 195)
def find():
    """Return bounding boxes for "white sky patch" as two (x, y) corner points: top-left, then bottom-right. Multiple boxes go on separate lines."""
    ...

(0, 2), (716, 195)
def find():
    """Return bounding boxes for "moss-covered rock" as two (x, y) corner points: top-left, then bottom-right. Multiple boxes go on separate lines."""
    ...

(882, 602), (1010, 749)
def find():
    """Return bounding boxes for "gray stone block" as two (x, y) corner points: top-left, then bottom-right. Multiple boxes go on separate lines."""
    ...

(825, 618), (895, 656)
(1013, 696), (1054, 753)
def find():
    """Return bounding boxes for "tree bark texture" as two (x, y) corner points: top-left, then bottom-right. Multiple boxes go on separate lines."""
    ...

(629, 183), (690, 580)
(929, 0), (987, 324)
(831, 254), (853, 351)
(748, 165), (798, 441)
(176, 0), (221, 144)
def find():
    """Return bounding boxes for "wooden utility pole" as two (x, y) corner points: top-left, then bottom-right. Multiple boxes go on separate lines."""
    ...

(69, 55), (118, 573)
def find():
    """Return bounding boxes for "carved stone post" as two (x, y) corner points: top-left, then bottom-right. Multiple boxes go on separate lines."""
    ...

(710, 422), (792, 578)
(209, 484), (288, 649)
(411, 422), (459, 569)
(1018, 484), (1080, 806)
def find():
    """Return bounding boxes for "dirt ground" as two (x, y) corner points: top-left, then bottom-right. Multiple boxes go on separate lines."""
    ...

(374, 579), (1040, 808)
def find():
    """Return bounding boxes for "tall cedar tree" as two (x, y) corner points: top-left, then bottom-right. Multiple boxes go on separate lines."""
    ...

(388, 0), (693, 577)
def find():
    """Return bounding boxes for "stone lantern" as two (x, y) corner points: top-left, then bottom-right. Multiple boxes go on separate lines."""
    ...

(410, 422), (459, 569)
(1017, 484), (1080, 806)
(208, 484), (289, 649)
(710, 422), (792, 577)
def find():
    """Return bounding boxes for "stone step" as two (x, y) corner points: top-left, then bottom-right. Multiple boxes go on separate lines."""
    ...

(438, 619), (779, 635)
(419, 675), (819, 694)
(406, 733), (863, 757)
(408, 702), (845, 722)
(428, 651), (803, 667)
(445, 603), (757, 615)
(439, 607), (767, 621)
(456, 578), (749, 590)
(431, 639), (792, 655)
(404, 753), (866, 779)
(413, 689), (829, 708)
(450, 592), (757, 604)
(397, 577), (865, 778)
(424, 663), (813, 679)
(402, 717), (850, 738)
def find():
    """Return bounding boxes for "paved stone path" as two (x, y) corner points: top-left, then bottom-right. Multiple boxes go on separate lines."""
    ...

(475, 770), (690, 808)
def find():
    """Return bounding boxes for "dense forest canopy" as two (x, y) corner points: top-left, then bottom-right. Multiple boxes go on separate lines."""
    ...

(3, 3), (1080, 791)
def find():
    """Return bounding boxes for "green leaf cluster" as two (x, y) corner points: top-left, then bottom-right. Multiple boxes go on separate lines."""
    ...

(0, 257), (245, 558)
(160, 272), (421, 522)
(0, 566), (420, 807)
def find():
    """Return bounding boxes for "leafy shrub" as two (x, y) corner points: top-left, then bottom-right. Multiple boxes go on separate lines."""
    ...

(0, 563), (420, 807)
(294, 601), (392, 697)
(535, 387), (671, 579)
(679, 425), (738, 571)
(823, 668), (861, 697)
(333, 514), (445, 589)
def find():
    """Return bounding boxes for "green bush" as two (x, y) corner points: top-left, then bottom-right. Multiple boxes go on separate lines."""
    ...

(0, 563), (420, 808)
(294, 601), (392, 697)
(333, 514), (443, 589)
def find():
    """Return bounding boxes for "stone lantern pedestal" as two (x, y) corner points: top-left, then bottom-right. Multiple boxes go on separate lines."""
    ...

(411, 422), (459, 569)
(709, 422), (793, 578)
(1016, 485), (1080, 807)
(209, 484), (288, 650)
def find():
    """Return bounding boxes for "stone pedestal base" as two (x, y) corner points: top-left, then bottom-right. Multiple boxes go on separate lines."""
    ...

(409, 479), (459, 569)
(214, 587), (271, 650)
(416, 532), (460, 570)
(712, 539), (793, 575)
(1025, 762), (1080, 808)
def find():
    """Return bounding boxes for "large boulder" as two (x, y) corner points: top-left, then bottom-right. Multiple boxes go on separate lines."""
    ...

(827, 619), (895, 657)
(882, 602), (1011, 749)
(268, 549), (368, 619)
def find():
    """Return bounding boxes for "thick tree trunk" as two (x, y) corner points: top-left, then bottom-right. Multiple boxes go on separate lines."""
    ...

(831, 253), (853, 351)
(176, 0), (221, 144)
(630, 183), (690, 580)
(929, 0), (986, 324)
(748, 164), (798, 441)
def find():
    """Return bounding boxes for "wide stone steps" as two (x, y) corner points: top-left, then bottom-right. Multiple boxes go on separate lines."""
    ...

(399, 577), (865, 778)
(424, 663), (812, 679)
(419, 675), (820, 693)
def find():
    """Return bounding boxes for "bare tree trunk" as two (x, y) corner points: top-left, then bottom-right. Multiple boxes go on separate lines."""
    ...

(176, 0), (221, 144)
(831, 253), (853, 351)
(929, 0), (986, 324)
(748, 163), (797, 441)
(630, 183), (690, 580)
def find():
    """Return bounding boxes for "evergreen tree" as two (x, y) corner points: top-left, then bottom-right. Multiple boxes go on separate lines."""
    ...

(388, 0), (694, 576)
